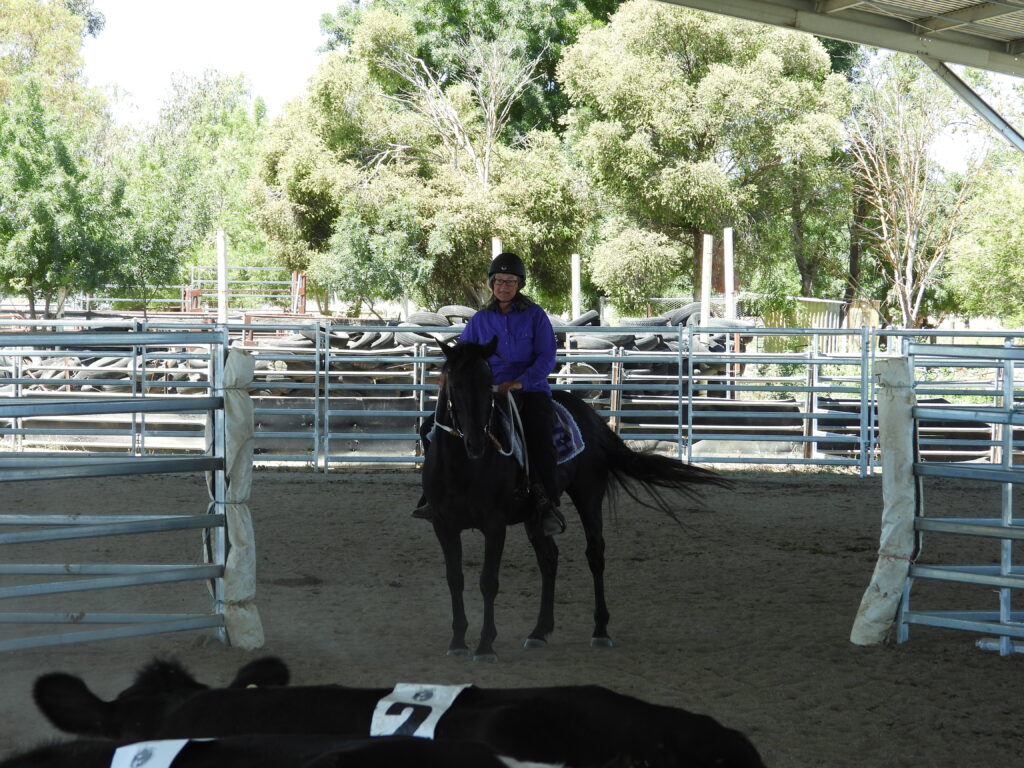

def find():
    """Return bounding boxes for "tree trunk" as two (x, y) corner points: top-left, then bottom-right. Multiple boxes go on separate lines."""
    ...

(55, 286), (67, 319)
(843, 195), (866, 304)
(790, 176), (813, 297)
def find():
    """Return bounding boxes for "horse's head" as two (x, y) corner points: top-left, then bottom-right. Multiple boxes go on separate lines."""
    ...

(439, 338), (497, 460)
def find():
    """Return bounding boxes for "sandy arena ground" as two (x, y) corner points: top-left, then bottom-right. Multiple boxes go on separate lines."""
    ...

(0, 468), (1020, 767)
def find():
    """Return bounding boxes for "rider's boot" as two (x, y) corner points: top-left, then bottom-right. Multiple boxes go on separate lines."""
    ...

(411, 494), (433, 521)
(531, 484), (566, 537)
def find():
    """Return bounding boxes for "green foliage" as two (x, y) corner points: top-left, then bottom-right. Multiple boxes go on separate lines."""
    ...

(251, 35), (592, 310)
(849, 54), (984, 327)
(62, 0), (104, 37)
(311, 165), (432, 305)
(491, 131), (594, 311)
(816, 37), (864, 78)
(0, 0), (96, 113)
(91, 72), (272, 312)
(948, 156), (1024, 326)
(590, 222), (682, 315)
(0, 77), (120, 315)
(157, 72), (272, 267)
(559, 0), (851, 296)
(322, 0), (607, 135)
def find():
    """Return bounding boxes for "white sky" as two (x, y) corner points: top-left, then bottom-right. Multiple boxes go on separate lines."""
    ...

(81, 1), (342, 126)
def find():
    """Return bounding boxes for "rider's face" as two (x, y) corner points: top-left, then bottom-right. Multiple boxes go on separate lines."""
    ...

(491, 275), (520, 302)
(489, 274), (520, 303)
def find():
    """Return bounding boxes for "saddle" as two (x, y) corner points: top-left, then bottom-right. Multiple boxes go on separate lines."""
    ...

(425, 396), (585, 468)
(497, 399), (585, 468)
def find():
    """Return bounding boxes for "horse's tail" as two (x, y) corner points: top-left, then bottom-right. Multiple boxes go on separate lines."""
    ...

(554, 391), (731, 520)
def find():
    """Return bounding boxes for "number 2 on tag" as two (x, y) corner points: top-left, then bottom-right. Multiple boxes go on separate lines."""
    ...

(385, 702), (432, 736)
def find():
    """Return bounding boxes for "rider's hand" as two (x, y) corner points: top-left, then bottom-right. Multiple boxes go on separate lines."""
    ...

(496, 380), (523, 395)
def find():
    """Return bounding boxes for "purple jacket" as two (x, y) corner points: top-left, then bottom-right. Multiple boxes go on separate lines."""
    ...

(459, 301), (557, 394)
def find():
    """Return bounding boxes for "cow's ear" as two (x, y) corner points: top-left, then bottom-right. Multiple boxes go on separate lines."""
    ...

(230, 656), (289, 688)
(34, 673), (118, 737)
(483, 335), (498, 358)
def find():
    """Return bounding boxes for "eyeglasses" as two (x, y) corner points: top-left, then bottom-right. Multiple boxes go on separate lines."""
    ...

(492, 277), (519, 286)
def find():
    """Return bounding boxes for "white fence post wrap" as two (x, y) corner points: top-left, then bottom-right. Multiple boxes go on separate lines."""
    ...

(207, 348), (264, 648)
(850, 356), (916, 645)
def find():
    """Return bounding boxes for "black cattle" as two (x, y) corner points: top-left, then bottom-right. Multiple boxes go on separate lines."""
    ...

(31, 656), (288, 743)
(34, 658), (765, 768)
(0, 734), (520, 768)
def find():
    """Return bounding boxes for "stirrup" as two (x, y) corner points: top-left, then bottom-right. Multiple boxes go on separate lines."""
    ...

(542, 507), (566, 536)
(532, 486), (566, 536)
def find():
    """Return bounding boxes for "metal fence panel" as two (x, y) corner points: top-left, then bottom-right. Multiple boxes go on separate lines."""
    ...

(2, 321), (1023, 473)
(0, 328), (232, 651)
(898, 339), (1024, 655)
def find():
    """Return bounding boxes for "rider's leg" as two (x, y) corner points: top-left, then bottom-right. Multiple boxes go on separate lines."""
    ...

(412, 414), (435, 519)
(518, 392), (566, 536)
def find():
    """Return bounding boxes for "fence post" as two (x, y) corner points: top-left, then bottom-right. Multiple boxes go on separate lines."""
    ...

(216, 230), (228, 324)
(723, 227), (735, 319)
(609, 346), (623, 434)
(209, 346), (264, 649)
(850, 355), (916, 645)
(571, 254), (581, 320)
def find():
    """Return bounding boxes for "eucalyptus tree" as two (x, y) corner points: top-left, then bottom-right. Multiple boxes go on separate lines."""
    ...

(61, 0), (105, 37)
(252, 14), (592, 311)
(0, 77), (120, 316)
(589, 220), (682, 315)
(558, 0), (850, 299)
(848, 54), (985, 328)
(158, 72), (271, 267)
(92, 72), (271, 314)
(321, 0), (610, 135)
(947, 147), (1024, 326)
(0, 0), (103, 118)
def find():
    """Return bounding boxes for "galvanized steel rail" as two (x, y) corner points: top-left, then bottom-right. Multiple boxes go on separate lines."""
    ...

(3, 321), (1024, 473)
(0, 329), (231, 652)
(898, 340), (1024, 655)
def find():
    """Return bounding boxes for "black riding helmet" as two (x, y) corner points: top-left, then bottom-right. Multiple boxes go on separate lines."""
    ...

(488, 252), (526, 288)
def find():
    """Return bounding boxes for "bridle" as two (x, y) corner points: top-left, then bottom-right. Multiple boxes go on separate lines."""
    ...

(434, 371), (520, 459)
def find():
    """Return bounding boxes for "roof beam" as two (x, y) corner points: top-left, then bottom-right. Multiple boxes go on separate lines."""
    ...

(918, 55), (1024, 155)
(913, 2), (1024, 35)
(655, 0), (1024, 78)
(816, 1), (865, 12)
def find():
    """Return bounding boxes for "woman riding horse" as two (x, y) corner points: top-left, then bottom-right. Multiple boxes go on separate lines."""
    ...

(413, 252), (566, 537)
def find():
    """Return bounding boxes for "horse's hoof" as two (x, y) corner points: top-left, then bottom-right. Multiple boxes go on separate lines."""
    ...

(447, 647), (471, 658)
(523, 638), (548, 649)
(472, 653), (498, 663)
(591, 636), (614, 648)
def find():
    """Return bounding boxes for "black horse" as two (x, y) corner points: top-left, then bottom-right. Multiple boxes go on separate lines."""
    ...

(421, 339), (730, 661)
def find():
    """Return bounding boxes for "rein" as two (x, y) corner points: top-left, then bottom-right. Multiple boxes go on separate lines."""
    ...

(434, 378), (524, 465)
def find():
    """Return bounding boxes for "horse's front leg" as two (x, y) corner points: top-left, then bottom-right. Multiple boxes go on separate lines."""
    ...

(525, 526), (559, 648)
(434, 525), (469, 657)
(473, 524), (507, 662)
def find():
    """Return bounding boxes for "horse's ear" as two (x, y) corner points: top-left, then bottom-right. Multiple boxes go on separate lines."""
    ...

(437, 338), (454, 359)
(483, 335), (498, 358)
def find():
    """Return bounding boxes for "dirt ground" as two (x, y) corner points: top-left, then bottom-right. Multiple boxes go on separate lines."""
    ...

(0, 467), (1021, 767)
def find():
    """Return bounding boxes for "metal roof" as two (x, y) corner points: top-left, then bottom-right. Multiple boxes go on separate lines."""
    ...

(655, 0), (1024, 78)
